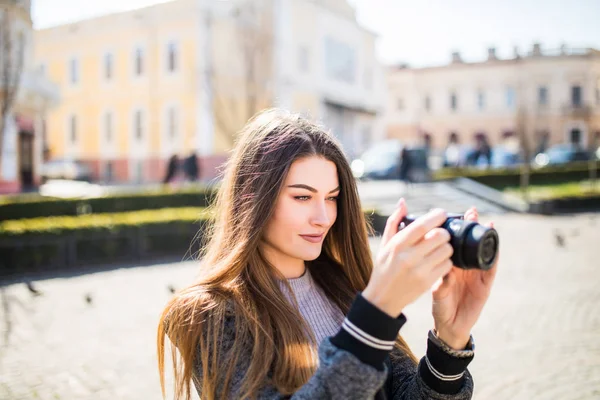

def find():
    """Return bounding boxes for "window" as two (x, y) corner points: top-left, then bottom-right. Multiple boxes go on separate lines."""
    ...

(69, 115), (77, 143)
(538, 86), (548, 106)
(298, 46), (309, 73)
(104, 112), (113, 142)
(506, 87), (515, 109)
(569, 128), (582, 145)
(104, 53), (113, 80)
(167, 41), (178, 72)
(424, 96), (431, 112)
(167, 107), (177, 138)
(134, 110), (143, 140)
(450, 92), (458, 111)
(134, 47), (144, 76)
(571, 85), (582, 107)
(69, 58), (78, 84)
(324, 36), (355, 84)
(477, 91), (485, 111)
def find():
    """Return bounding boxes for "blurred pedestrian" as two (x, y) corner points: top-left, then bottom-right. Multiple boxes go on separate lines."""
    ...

(163, 154), (180, 184)
(158, 109), (498, 399)
(182, 151), (199, 182)
(398, 146), (413, 192)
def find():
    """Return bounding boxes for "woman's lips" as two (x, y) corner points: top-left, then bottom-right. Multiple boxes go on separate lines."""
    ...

(299, 234), (324, 243)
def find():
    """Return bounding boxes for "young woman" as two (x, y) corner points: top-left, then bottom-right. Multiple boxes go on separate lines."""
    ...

(157, 109), (498, 400)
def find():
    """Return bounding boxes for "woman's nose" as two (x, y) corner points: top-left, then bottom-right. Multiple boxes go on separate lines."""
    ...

(310, 201), (331, 226)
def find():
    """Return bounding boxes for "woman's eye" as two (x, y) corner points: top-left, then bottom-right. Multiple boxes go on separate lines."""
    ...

(327, 196), (339, 202)
(294, 196), (310, 201)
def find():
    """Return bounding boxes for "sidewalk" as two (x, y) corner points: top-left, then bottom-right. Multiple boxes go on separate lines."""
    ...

(0, 213), (598, 399)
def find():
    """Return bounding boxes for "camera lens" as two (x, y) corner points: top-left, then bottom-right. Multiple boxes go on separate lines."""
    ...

(480, 235), (497, 265)
(463, 224), (499, 270)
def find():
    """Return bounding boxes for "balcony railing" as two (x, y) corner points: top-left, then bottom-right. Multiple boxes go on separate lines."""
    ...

(562, 104), (592, 118)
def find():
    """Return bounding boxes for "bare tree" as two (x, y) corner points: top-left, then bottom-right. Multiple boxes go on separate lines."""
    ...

(0, 6), (25, 168)
(210, 0), (274, 147)
(516, 106), (532, 203)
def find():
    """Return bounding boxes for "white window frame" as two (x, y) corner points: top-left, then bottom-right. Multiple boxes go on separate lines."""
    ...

(69, 114), (78, 144)
(162, 103), (183, 157)
(538, 86), (548, 107)
(505, 86), (516, 109)
(477, 90), (485, 111)
(103, 51), (114, 82)
(165, 40), (179, 74)
(132, 45), (145, 78)
(69, 56), (79, 85)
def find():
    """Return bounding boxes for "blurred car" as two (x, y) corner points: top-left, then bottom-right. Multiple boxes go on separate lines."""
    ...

(533, 144), (591, 168)
(490, 146), (522, 169)
(350, 139), (431, 182)
(40, 159), (93, 182)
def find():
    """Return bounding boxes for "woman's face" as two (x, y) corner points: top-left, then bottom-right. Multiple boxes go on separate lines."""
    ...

(261, 156), (340, 278)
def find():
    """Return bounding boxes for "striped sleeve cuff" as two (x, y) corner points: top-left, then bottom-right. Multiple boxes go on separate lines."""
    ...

(418, 330), (475, 394)
(330, 293), (406, 371)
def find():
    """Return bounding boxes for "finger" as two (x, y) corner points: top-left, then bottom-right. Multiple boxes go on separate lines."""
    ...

(381, 198), (407, 247)
(464, 207), (478, 221)
(391, 208), (447, 249)
(418, 242), (454, 274)
(407, 228), (451, 261)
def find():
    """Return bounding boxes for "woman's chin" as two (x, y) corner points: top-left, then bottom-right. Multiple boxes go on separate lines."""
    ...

(301, 248), (322, 261)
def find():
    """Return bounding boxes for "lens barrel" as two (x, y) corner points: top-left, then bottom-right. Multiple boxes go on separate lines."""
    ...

(400, 213), (499, 270)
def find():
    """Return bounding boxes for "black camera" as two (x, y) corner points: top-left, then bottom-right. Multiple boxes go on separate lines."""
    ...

(399, 213), (499, 270)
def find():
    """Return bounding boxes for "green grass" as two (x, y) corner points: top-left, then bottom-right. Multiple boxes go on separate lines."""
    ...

(503, 180), (600, 201)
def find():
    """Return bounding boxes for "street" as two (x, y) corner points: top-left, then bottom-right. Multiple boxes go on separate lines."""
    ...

(0, 211), (599, 399)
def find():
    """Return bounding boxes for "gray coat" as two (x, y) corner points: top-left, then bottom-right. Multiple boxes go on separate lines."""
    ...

(192, 294), (475, 400)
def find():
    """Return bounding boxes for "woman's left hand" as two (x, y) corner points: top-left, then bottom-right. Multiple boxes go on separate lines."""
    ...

(431, 207), (499, 350)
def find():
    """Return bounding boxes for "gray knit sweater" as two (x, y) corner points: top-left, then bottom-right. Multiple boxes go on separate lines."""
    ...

(192, 269), (475, 399)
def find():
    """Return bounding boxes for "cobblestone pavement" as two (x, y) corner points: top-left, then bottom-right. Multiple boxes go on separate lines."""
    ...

(0, 212), (599, 400)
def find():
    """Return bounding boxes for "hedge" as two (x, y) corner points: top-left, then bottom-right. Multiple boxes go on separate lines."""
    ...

(0, 207), (382, 279)
(0, 186), (217, 221)
(433, 160), (600, 190)
(0, 208), (212, 279)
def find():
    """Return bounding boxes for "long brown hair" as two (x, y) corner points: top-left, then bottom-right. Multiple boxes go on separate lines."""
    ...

(157, 109), (417, 400)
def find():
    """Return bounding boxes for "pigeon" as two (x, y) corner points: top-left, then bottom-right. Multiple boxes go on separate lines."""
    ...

(85, 293), (93, 305)
(554, 231), (565, 247)
(25, 281), (43, 297)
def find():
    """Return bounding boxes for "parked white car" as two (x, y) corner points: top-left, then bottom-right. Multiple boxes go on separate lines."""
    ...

(40, 159), (92, 182)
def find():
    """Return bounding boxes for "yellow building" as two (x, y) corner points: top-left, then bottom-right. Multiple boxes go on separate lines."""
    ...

(34, 0), (384, 183)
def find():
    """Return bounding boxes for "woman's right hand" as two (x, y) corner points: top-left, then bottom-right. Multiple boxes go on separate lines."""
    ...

(362, 198), (454, 318)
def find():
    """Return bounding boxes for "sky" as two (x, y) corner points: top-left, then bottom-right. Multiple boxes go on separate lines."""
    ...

(32, 0), (600, 67)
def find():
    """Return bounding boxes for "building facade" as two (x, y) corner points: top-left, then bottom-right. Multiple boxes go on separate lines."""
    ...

(0, 0), (58, 193)
(385, 44), (600, 154)
(33, 0), (383, 183)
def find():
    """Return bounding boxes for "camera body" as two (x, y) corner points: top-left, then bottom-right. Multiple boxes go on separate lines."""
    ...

(399, 213), (499, 270)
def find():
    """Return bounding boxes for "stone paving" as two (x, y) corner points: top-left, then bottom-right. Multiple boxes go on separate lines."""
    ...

(0, 212), (599, 400)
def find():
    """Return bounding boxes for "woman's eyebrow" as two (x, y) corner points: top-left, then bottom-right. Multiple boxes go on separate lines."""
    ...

(287, 184), (340, 193)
